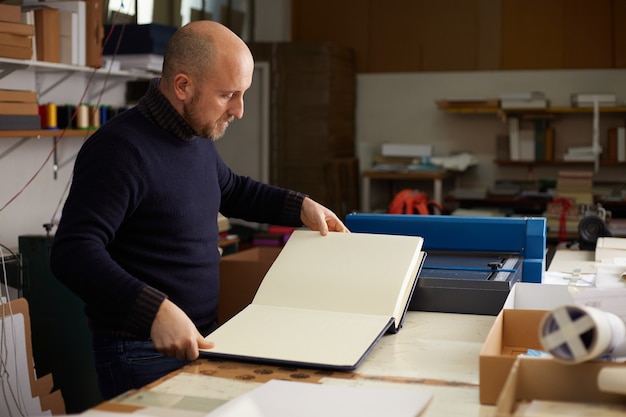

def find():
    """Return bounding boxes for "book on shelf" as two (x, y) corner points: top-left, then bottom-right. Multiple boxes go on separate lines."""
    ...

(495, 134), (510, 160)
(0, 44), (33, 60)
(608, 127), (619, 161)
(436, 98), (500, 109)
(616, 127), (626, 162)
(33, 7), (61, 63)
(58, 9), (79, 65)
(0, 89), (37, 103)
(556, 171), (593, 205)
(0, 32), (31, 49)
(200, 229), (426, 370)
(500, 98), (549, 110)
(44, 1), (86, 66)
(0, 114), (41, 130)
(544, 126), (555, 161)
(571, 93), (617, 107)
(84, 0), (104, 68)
(508, 117), (520, 160)
(20, 9), (36, 61)
(104, 53), (164, 72)
(557, 170), (593, 178)
(534, 119), (549, 161)
(519, 129), (535, 160)
(562, 145), (600, 162)
(0, 101), (39, 115)
(0, 4), (22, 23)
(499, 91), (545, 101)
(0, 20), (35, 37)
(566, 145), (601, 155)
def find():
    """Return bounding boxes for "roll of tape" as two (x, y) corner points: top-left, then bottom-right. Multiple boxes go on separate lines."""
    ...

(539, 305), (626, 364)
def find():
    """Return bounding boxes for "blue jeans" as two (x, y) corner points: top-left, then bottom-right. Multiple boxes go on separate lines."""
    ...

(92, 333), (190, 400)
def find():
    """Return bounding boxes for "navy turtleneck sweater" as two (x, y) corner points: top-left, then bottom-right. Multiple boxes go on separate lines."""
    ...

(50, 79), (305, 338)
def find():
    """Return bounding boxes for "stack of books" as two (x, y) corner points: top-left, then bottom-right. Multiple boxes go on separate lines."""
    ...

(0, 4), (35, 60)
(544, 170), (594, 238)
(571, 92), (617, 108)
(607, 127), (626, 162)
(562, 145), (600, 162)
(499, 91), (548, 110)
(555, 170), (594, 205)
(0, 89), (41, 130)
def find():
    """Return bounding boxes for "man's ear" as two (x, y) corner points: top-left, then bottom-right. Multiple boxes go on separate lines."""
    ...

(173, 74), (191, 101)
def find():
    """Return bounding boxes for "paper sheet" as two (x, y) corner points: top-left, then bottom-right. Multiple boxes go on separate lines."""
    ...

(205, 379), (432, 417)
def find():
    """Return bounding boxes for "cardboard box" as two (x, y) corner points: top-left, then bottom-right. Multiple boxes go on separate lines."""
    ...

(479, 282), (576, 405)
(34, 8), (61, 63)
(218, 247), (282, 324)
(0, 3), (22, 23)
(495, 356), (626, 416)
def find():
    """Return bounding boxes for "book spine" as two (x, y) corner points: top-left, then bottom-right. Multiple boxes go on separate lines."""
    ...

(85, 0), (104, 68)
(0, 101), (39, 115)
(618, 127), (626, 163)
(0, 44), (33, 60)
(508, 117), (520, 161)
(0, 89), (37, 102)
(544, 126), (555, 161)
(534, 119), (546, 161)
(0, 20), (35, 36)
(0, 114), (41, 130)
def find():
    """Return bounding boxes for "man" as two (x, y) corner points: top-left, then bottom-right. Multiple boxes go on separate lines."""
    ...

(49, 20), (348, 400)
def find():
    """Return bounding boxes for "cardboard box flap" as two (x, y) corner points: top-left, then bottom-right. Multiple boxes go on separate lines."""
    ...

(496, 357), (626, 417)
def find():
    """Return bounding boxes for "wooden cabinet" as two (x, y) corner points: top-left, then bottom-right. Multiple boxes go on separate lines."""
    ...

(248, 42), (359, 220)
(292, 0), (623, 73)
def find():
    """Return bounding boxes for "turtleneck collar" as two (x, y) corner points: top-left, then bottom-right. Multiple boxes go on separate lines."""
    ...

(136, 78), (198, 141)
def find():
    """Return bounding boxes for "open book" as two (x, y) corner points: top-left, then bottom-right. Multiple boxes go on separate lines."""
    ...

(201, 229), (425, 370)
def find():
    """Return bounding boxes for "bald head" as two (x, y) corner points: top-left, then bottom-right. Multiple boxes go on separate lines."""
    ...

(161, 21), (252, 84)
(158, 21), (254, 139)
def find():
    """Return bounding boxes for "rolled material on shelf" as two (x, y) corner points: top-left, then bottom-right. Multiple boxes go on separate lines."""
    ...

(539, 305), (626, 364)
(598, 367), (626, 395)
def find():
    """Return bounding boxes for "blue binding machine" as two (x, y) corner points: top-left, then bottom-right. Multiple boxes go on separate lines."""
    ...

(344, 213), (546, 315)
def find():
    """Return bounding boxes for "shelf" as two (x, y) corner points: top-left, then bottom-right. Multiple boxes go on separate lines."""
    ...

(0, 129), (95, 138)
(0, 56), (155, 81)
(494, 159), (626, 166)
(440, 105), (626, 115)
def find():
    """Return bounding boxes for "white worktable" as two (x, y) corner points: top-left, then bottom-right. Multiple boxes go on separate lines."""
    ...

(88, 311), (497, 417)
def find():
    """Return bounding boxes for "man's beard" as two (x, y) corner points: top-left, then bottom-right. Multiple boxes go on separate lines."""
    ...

(182, 99), (233, 141)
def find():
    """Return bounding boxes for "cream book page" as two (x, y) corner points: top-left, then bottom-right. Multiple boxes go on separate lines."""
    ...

(251, 230), (424, 329)
(204, 304), (393, 368)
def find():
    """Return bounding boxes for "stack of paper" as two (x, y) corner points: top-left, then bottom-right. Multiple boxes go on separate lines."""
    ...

(499, 91), (548, 109)
(206, 379), (433, 417)
(571, 92), (617, 107)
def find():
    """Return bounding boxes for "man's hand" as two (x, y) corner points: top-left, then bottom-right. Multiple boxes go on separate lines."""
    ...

(300, 197), (349, 235)
(150, 299), (214, 361)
